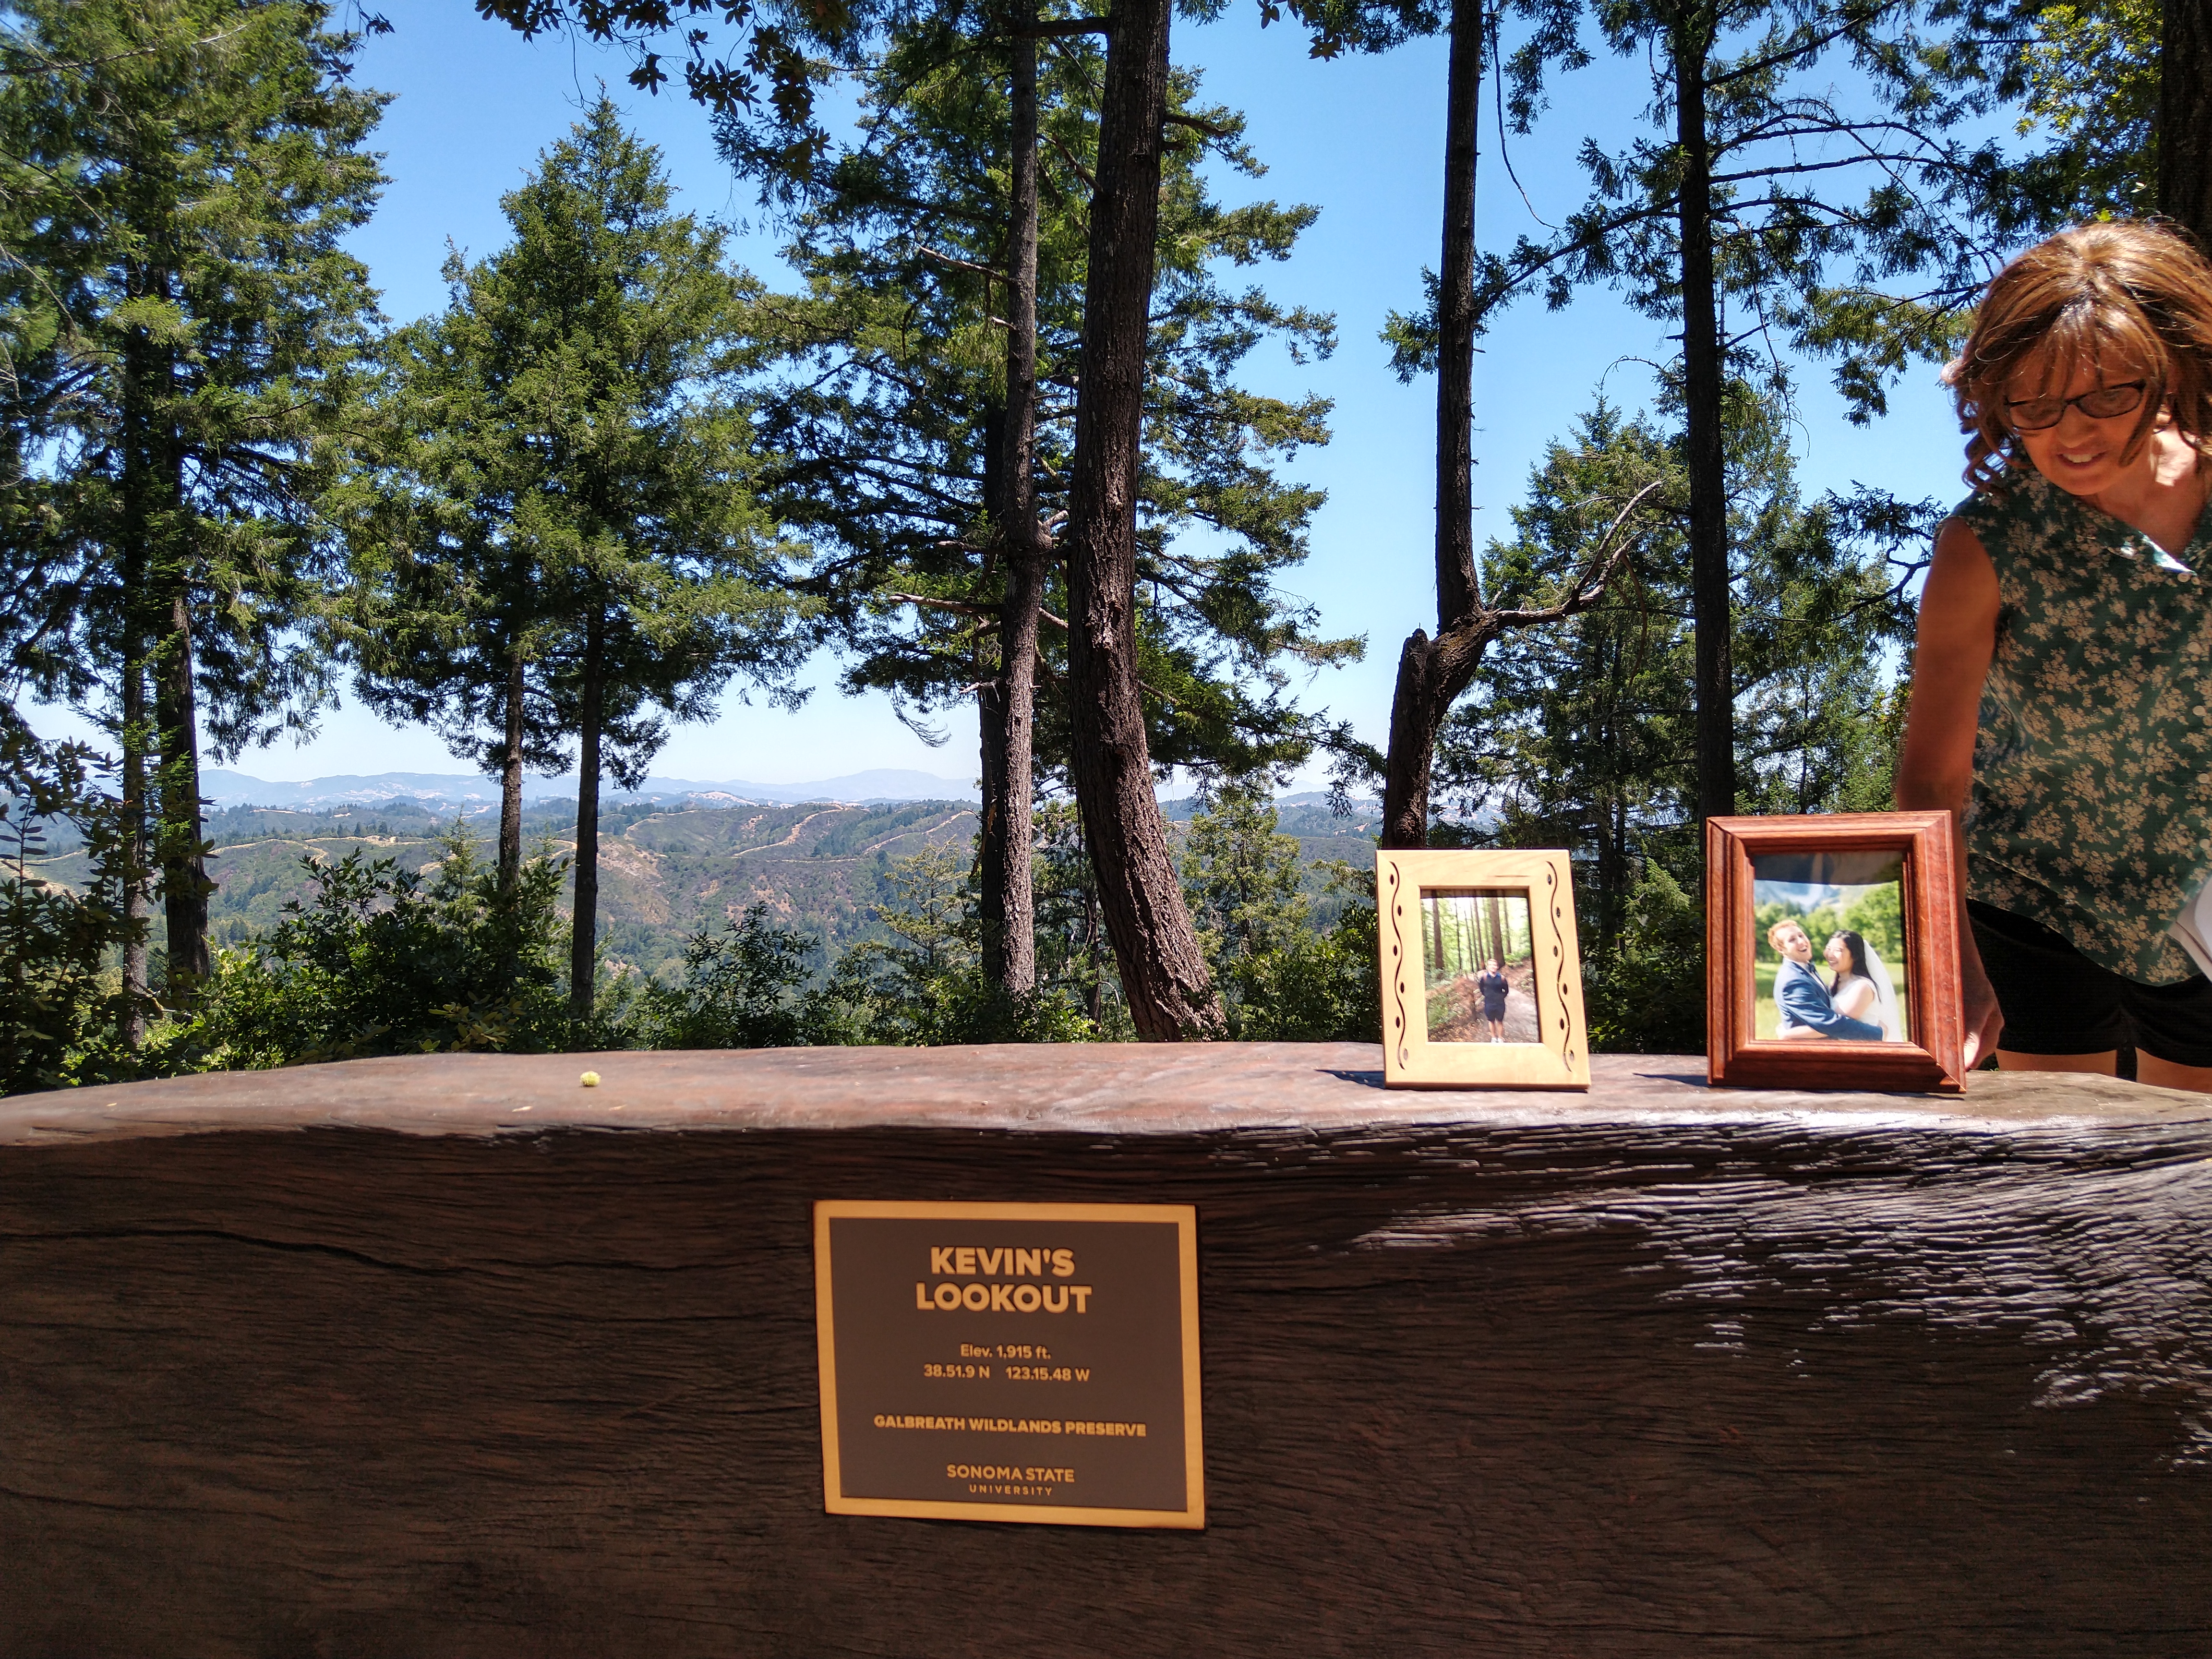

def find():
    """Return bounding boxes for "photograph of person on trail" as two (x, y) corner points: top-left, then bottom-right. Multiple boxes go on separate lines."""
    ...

(1422, 890), (1538, 1043)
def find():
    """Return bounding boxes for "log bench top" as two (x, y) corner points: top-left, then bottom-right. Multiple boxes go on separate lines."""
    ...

(4, 1045), (2210, 1658)
(7, 1042), (2211, 1142)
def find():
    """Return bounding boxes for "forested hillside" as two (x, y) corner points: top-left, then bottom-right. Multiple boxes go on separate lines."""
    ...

(31, 795), (1379, 985)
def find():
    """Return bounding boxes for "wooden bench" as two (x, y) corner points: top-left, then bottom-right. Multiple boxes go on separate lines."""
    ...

(3, 1045), (2209, 1656)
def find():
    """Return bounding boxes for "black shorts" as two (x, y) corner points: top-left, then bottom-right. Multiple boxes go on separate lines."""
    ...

(1969, 900), (2212, 1066)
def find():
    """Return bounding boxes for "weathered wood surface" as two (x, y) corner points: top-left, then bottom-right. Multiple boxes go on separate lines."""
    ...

(3, 1045), (2210, 1658)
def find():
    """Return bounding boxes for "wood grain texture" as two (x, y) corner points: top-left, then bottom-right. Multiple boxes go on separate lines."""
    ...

(3, 1046), (2210, 1657)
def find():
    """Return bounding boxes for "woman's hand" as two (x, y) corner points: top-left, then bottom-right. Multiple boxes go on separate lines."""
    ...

(1959, 947), (2005, 1069)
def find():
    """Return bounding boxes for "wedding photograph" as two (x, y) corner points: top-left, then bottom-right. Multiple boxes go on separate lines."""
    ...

(1751, 853), (1912, 1046)
(1421, 889), (1538, 1044)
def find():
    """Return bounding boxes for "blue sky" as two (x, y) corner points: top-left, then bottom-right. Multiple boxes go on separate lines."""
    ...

(38, 0), (1986, 786)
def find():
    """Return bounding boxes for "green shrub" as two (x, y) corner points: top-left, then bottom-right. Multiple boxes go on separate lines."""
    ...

(632, 903), (815, 1048)
(1586, 858), (1705, 1054)
(193, 829), (572, 1066)
(0, 730), (150, 1096)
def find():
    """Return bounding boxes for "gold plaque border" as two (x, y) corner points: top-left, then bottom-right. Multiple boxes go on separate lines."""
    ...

(813, 1199), (1204, 1529)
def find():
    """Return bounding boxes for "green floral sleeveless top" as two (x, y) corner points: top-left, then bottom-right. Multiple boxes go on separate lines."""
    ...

(1954, 466), (2212, 984)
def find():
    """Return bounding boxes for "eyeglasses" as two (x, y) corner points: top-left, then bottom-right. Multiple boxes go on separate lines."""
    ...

(2005, 379), (2150, 431)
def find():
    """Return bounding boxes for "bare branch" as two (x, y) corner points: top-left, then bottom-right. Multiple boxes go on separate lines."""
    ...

(884, 592), (1070, 631)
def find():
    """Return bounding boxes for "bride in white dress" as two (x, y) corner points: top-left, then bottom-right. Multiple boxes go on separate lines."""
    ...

(1825, 931), (1902, 1041)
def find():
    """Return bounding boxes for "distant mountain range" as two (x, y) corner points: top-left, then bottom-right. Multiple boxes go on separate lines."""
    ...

(195, 768), (1380, 819)
(198, 767), (983, 811)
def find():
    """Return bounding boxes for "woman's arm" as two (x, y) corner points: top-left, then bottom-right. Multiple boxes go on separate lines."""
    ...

(1833, 978), (1876, 1020)
(1895, 515), (2003, 1066)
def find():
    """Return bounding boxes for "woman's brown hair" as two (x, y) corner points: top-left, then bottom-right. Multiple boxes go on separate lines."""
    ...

(1948, 221), (2212, 490)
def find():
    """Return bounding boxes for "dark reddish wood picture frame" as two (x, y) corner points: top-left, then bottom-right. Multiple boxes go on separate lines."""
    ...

(1706, 812), (1966, 1094)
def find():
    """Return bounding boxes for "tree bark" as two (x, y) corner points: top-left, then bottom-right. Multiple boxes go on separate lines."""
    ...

(1062, 0), (1221, 1038)
(146, 260), (210, 1005)
(118, 277), (187, 1017)
(982, 9), (1046, 1000)
(119, 654), (149, 1045)
(116, 338), (151, 1039)
(1379, 0), (1485, 851)
(154, 587), (210, 1001)
(498, 639), (526, 896)
(977, 650), (1010, 966)
(975, 411), (1011, 988)
(1433, 0), (1482, 634)
(976, 399), (1006, 973)
(569, 610), (605, 1022)
(2161, 0), (2212, 248)
(1674, 5), (1733, 825)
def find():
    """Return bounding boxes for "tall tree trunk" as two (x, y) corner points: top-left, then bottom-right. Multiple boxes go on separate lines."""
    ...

(984, 8), (1047, 1000)
(976, 398), (1007, 952)
(2161, 0), (2212, 248)
(154, 587), (210, 1001)
(1379, 0), (1486, 850)
(117, 286), (163, 1025)
(1062, 0), (1221, 1037)
(498, 638), (527, 895)
(568, 610), (605, 1021)
(975, 408), (1012, 991)
(1674, 7), (1733, 824)
(116, 399), (150, 1039)
(119, 653), (149, 1044)
(977, 637), (1011, 965)
(135, 261), (209, 1005)
(1084, 881), (1103, 1025)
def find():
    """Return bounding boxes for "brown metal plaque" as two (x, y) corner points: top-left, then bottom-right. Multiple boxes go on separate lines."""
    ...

(813, 1200), (1202, 1528)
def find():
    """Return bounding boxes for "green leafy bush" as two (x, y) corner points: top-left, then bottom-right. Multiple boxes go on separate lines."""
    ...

(820, 842), (1094, 1046)
(1183, 784), (1379, 1042)
(1221, 868), (1381, 1042)
(194, 830), (572, 1066)
(632, 903), (815, 1048)
(1585, 858), (1705, 1054)
(0, 730), (151, 1096)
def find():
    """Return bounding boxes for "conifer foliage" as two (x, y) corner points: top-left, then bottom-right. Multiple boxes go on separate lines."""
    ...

(741, 9), (1350, 1025)
(348, 100), (808, 1015)
(0, 0), (387, 1009)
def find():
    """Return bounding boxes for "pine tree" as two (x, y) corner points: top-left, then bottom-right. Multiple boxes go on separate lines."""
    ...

(743, 14), (1349, 1017)
(1490, 0), (2014, 824)
(474, 0), (1318, 1037)
(0, 0), (387, 1007)
(1182, 778), (1309, 970)
(346, 100), (807, 1017)
(1434, 392), (1912, 1045)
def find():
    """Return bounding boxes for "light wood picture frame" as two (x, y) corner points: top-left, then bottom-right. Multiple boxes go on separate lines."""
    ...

(1377, 848), (1590, 1090)
(1705, 812), (1965, 1094)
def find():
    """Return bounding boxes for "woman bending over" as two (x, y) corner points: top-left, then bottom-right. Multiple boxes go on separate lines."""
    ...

(1896, 221), (2212, 1091)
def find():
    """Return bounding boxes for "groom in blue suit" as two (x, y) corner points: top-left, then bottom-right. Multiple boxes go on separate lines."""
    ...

(1767, 920), (1882, 1041)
